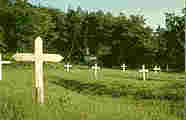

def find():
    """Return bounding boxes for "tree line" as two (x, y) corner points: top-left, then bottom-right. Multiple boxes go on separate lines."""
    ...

(0, 0), (185, 70)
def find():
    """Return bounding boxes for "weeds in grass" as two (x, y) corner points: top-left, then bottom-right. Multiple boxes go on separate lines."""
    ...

(0, 95), (25, 120)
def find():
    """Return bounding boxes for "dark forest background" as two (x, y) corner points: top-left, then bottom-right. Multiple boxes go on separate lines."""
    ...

(0, 0), (185, 70)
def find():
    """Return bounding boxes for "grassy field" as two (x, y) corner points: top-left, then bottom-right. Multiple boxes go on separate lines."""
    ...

(0, 64), (184, 120)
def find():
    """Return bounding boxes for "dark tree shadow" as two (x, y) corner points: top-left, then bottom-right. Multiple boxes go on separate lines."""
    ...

(49, 75), (184, 100)
(49, 75), (126, 98)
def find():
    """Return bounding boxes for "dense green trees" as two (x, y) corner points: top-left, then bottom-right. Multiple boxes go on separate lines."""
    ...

(0, 0), (184, 70)
(154, 12), (185, 70)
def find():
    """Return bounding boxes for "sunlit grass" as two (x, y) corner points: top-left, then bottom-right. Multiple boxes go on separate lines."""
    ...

(0, 64), (184, 120)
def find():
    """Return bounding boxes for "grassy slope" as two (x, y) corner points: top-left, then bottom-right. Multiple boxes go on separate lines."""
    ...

(0, 64), (184, 120)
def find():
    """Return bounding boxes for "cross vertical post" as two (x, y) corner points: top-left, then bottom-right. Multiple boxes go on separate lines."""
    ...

(34, 38), (44, 104)
(142, 65), (146, 80)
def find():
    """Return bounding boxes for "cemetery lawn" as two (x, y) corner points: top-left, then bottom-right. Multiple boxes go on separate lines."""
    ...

(0, 64), (184, 120)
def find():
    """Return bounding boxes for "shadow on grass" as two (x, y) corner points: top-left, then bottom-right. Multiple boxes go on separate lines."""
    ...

(49, 75), (126, 98)
(49, 75), (184, 101)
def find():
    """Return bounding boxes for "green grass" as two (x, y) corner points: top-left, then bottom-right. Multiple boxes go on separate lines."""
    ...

(0, 64), (184, 120)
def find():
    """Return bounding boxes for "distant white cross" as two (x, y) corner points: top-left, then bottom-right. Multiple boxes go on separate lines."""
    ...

(0, 54), (11, 80)
(64, 63), (72, 72)
(121, 64), (127, 72)
(139, 64), (149, 80)
(13, 36), (63, 104)
(86, 47), (90, 55)
(153, 65), (161, 73)
(91, 63), (100, 79)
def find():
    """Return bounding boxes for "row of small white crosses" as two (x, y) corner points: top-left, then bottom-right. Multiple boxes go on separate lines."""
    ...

(138, 65), (161, 80)
(120, 64), (161, 72)
(64, 63), (160, 75)
(64, 63), (72, 72)
(64, 63), (160, 74)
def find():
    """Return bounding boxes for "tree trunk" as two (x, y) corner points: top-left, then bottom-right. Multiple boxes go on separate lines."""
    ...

(166, 64), (169, 72)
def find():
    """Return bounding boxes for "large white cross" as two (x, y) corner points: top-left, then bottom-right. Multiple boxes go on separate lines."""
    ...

(91, 63), (100, 79)
(139, 64), (149, 80)
(64, 63), (72, 72)
(153, 65), (161, 73)
(121, 64), (127, 72)
(12, 36), (63, 104)
(0, 54), (11, 80)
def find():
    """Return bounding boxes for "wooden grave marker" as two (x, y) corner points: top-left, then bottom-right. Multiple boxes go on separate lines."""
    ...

(91, 63), (100, 80)
(121, 64), (127, 72)
(13, 36), (63, 104)
(153, 65), (161, 73)
(138, 64), (149, 80)
(64, 63), (72, 72)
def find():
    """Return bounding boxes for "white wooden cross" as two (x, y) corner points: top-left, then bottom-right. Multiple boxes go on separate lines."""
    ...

(91, 63), (100, 80)
(64, 63), (72, 72)
(153, 65), (161, 73)
(121, 64), (127, 72)
(0, 54), (11, 80)
(12, 36), (63, 104)
(139, 64), (149, 80)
